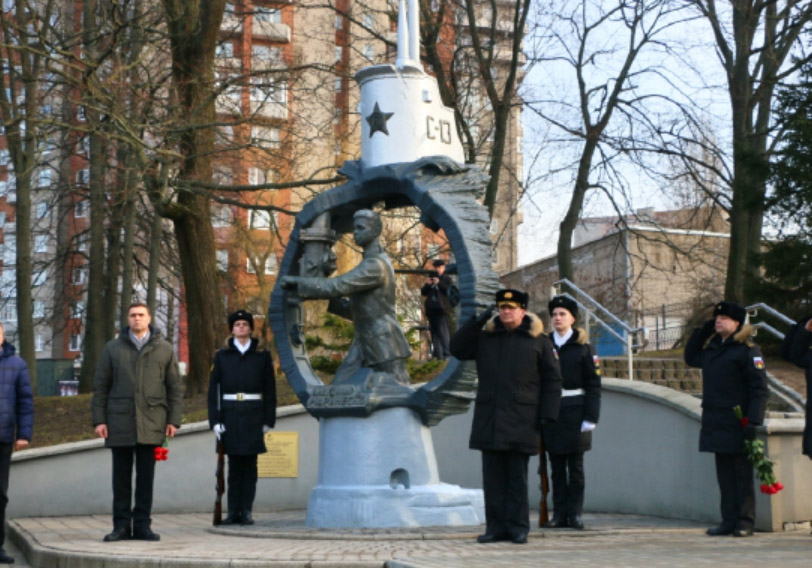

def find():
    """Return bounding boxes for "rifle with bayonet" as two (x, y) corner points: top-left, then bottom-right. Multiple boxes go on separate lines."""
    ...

(538, 434), (549, 527)
(213, 384), (225, 526)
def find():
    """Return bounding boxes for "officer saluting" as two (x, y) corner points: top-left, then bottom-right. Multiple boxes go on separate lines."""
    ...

(207, 310), (277, 525)
(685, 301), (768, 538)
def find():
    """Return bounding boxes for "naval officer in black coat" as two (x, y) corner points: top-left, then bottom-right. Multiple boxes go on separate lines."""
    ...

(450, 289), (562, 544)
(685, 301), (768, 537)
(543, 296), (601, 530)
(208, 310), (277, 525)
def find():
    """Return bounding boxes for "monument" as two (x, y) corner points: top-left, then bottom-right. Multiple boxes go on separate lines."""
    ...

(268, 0), (498, 528)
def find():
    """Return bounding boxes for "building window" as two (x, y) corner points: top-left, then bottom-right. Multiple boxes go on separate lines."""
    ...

(36, 168), (52, 189)
(216, 249), (229, 271)
(363, 43), (374, 61)
(363, 13), (374, 29)
(250, 76), (287, 105)
(335, 46), (342, 62)
(213, 165), (233, 185)
(250, 209), (272, 230)
(34, 234), (48, 253)
(71, 301), (84, 318)
(0, 211), (5, 225)
(264, 254), (278, 275)
(32, 270), (46, 287)
(255, 6), (282, 23)
(33, 300), (44, 318)
(74, 232), (88, 252)
(35, 333), (43, 352)
(246, 256), (257, 274)
(335, 14), (343, 29)
(248, 167), (275, 186)
(36, 202), (48, 219)
(334, 77), (342, 92)
(69, 334), (82, 352)
(252, 44), (281, 63)
(215, 41), (234, 59)
(216, 124), (235, 145)
(0, 300), (16, 322)
(74, 200), (88, 218)
(211, 204), (233, 228)
(76, 168), (89, 186)
(72, 267), (87, 284)
(251, 126), (280, 149)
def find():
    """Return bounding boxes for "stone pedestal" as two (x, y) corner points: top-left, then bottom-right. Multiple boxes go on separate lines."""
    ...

(306, 407), (484, 528)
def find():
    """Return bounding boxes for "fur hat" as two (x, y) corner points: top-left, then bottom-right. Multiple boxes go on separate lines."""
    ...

(548, 295), (578, 319)
(713, 301), (746, 325)
(228, 309), (254, 331)
(432, 259), (446, 267)
(496, 288), (529, 309)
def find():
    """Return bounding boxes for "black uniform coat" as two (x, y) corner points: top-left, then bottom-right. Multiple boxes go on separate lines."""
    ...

(684, 323), (769, 454)
(543, 328), (601, 455)
(450, 312), (562, 455)
(783, 316), (812, 458)
(208, 338), (277, 456)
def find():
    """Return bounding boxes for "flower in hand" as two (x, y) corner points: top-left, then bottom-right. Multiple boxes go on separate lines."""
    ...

(734, 406), (783, 495)
(154, 436), (170, 462)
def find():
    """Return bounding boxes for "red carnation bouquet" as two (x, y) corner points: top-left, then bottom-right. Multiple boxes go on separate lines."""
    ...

(733, 406), (783, 494)
(154, 436), (170, 462)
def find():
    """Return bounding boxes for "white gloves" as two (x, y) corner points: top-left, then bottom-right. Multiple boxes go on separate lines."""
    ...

(263, 425), (271, 433)
(581, 421), (597, 433)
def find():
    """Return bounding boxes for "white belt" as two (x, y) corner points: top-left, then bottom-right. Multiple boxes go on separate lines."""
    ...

(561, 388), (585, 397)
(222, 393), (262, 401)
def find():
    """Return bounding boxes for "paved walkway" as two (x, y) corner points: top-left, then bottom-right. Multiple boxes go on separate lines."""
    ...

(8, 512), (812, 568)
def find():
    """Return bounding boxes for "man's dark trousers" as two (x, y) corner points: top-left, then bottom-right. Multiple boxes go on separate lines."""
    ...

(111, 444), (157, 531)
(715, 453), (755, 530)
(481, 450), (530, 538)
(0, 443), (13, 548)
(428, 313), (450, 359)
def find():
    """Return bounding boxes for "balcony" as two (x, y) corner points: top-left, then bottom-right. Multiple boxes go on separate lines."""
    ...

(252, 20), (290, 43)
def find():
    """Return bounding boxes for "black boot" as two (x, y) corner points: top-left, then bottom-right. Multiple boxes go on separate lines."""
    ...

(543, 516), (568, 528)
(241, 511), (254, 526)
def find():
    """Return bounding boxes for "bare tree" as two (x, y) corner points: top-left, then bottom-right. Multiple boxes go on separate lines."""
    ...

(0, 1), (62, 388)
(526, 0), (694, 282)
(689, 0), (812, 302)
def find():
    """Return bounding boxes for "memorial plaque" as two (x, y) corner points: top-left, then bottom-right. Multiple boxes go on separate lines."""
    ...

(258, 431), (299, 478)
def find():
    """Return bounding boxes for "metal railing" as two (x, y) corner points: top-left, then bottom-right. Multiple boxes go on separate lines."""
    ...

(746, 303), (796, 341)
(553, 278), (647, 380)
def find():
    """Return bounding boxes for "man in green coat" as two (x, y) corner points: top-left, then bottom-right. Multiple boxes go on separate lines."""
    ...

(92, 303), (183, 542)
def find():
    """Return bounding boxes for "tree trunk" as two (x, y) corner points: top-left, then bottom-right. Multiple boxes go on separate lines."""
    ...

(78, 0), (110, 392)
(160, 0), (227, 394)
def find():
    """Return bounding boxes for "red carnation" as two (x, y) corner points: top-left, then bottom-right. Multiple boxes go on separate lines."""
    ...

(773, 482), (784, 492)
(739, 416), (749, 428)
(760, 483), (770, 493)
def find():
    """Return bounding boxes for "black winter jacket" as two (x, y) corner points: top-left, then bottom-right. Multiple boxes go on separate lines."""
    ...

(685, 323), (769, 454)
(450, 312), (562, 454)
(0, 341), (33, 445)
(782, 316), (811, 459)
(543, 328), (601, 454)
(208, 337), (276, 455)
